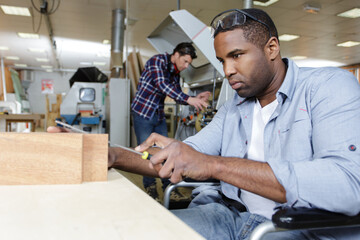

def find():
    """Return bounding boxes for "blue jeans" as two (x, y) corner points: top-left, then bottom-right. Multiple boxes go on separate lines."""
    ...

(132, 111), (171, 190)
(171, 185), (360, 240)
(172, 203), (311, 240)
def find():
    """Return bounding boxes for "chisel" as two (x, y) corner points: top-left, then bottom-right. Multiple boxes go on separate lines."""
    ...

(54, 120), (152, 160)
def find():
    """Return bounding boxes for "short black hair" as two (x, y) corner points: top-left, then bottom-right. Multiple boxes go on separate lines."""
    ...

(172, 42), (197, 59)
(213, 8), (278, 49)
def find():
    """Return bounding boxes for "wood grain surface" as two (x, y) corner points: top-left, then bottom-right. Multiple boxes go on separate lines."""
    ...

(0, 133), (83, 185)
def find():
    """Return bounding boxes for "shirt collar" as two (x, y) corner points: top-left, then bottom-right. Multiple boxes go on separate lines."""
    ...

(166, 53), (178, 74)
(277, 58), (299, 101)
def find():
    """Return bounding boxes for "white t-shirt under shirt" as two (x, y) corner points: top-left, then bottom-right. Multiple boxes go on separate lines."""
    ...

(241, 98), (278, 219)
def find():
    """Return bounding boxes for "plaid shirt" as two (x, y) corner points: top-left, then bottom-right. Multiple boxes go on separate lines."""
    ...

(131, 53), (189, 120)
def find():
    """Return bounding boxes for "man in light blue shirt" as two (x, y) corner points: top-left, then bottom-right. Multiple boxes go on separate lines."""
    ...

(107, 8), (360, 239)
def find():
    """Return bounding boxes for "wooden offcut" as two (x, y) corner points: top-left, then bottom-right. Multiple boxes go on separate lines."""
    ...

(0, 132), (108, 185)
(82, 134), (108, 182)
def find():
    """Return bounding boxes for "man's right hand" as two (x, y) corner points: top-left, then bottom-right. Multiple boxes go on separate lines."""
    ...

(187, 97), (208, 112)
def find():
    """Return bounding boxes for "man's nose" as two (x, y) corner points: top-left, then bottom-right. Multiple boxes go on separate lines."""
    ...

(223, 61), (236, 78)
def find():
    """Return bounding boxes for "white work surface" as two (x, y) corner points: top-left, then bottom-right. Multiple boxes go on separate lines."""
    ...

(0, 169), (204, 240)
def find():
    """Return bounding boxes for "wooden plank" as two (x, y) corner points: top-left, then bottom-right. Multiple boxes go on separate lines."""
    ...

(136, 51), (145, 72)
(0, 133), (83, 185)
(82, 134), (108, 182)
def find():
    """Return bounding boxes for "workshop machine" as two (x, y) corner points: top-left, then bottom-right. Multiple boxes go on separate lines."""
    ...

(60, 67), (108, 133)
(147, 9), (234, 140)
(60, 82), (106, 134)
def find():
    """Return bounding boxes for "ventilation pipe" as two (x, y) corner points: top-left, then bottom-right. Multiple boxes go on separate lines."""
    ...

(243, 0), (253, 8)
(110, 8), (126, 78)
(1, 57), (7, 101)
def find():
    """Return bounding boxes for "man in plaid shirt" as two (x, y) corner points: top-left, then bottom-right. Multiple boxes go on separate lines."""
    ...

(131, 42), (210, 201)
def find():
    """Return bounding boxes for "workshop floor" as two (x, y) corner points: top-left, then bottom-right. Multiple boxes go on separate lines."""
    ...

(117, 170), (193, 206)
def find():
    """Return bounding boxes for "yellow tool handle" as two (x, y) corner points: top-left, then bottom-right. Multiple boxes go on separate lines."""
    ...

(141, 151), (152, 160)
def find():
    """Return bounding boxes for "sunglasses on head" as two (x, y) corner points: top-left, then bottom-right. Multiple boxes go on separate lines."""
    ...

(210, 9), (272, 39)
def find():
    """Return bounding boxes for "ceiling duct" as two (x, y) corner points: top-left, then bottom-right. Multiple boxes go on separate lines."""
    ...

(110, 8), (126, 77)
(147, 10), (234, 109)
(243, 0), (253, 9)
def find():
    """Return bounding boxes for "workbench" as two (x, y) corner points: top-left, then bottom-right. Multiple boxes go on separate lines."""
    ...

(0, 113), (44, 132)
(0, 169), (204, 240)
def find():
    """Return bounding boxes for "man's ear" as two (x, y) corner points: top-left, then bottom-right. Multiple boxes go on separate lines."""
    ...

(265, 37), (280, 61)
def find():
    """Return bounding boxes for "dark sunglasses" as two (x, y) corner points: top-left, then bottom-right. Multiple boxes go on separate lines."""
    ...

(210, 9), (272, 39)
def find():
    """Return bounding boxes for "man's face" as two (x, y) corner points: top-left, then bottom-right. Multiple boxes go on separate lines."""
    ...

(214, 28), (274, 99)
(173, 52), (192, 72)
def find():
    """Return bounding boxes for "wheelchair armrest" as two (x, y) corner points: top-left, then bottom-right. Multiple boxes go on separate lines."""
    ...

(183, 178), (220, 183)
(272, 207), (360, 230)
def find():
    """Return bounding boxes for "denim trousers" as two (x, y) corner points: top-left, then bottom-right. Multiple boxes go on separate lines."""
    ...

(171, 188), (360, 240)
(132, 111), (171, 190)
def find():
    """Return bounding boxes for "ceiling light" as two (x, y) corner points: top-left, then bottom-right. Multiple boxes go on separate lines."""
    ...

(28, 48), (45, 53)
(290, 56), (307, 60)
(14, 63), (27, 67)
(45, 69), (53, 72)
(303, 2), (321, 14)
(279, 34), (300, 41)
(253, 0), (278, 7)
(0, 46), (9, 50)
(93, 62), (106, 66)
(80, 62), (92, 65)
(0, 5), (31, 16)
(5, 56), (20, 60)
(97, 52), (110, 58)
(337, 41), (360, 47)
(18, 32), (39, 39)
(337, 8), (360, 18)
(41, 65), (53, 69)
(102, 39), (110, 44)
(36, 58), (49, 62)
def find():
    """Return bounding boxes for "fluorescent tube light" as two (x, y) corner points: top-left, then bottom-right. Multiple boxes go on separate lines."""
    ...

(5, 56), (20, 60)
(337, 8), (360, 18)
(36, 58), (50, 62)
(0, 5), (31, 16)
(18, 32), (39, 39)
(93, 62), (106, 66)
(14, 63), (27, 67)
(0, 46), (9, 50)
(28, 48), (45, 53)
(290, 56), (307, 60)
(279, 34), (300, 41)
(41, 65), (53, 69)
(337, 41), (360, 47)
(254, 0), (278, 7)
(80, 62), (92, 65)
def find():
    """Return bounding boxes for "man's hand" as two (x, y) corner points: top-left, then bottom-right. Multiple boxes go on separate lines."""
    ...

(136, 133), (213, 183)
(47, 126), (72, 133)
(196, 91), (211, 101)
(187, 97), (208, 112)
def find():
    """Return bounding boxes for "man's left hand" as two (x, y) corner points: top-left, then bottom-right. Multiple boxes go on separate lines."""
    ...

(135, 133), (213, 183)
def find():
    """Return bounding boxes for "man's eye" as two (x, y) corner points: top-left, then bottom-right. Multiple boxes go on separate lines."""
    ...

(233, 53), (241, 59)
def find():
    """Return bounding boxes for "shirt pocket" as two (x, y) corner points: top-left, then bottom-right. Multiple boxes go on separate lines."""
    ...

(279, 111), (313, 162)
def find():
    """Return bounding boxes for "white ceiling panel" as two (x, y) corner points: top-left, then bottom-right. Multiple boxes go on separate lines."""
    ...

(0, 0), (359, 73)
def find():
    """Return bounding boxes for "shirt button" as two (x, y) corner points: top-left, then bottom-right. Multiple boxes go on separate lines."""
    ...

(349, 145), (356, 151)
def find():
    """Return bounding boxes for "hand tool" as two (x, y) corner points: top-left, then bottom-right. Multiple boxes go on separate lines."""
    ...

(54, 120), (152, 160)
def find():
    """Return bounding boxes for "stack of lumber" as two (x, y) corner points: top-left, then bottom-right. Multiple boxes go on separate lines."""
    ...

(126, 51), (145, 97)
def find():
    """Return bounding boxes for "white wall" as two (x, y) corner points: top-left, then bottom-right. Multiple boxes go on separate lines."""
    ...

(27, 71), (74, 114)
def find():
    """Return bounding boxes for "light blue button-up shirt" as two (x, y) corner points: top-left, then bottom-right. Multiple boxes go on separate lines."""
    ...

(184, 59), (360, 216)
